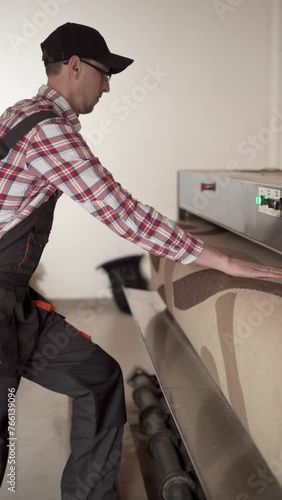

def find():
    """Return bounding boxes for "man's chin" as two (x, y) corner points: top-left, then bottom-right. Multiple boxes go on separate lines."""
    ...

(80, 103), (96, 114)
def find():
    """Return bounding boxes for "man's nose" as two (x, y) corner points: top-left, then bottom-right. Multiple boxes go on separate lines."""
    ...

(102, 80), (110, 93)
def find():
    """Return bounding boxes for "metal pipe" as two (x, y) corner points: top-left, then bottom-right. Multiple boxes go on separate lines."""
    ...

(127, 367), (203, 500)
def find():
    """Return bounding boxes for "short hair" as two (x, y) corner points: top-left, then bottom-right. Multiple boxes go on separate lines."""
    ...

(42, 48), (64, 76)
(42, 54), (95, 77)
(45, 62), (64, 77)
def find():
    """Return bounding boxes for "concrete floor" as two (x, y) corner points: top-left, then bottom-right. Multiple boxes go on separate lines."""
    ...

(0, 298), (154, 500)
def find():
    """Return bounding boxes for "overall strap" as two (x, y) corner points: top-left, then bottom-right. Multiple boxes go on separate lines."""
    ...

(0, 110), (58, 160)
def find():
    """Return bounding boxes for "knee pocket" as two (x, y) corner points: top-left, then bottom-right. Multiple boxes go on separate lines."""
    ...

(67, 345), (123, 387)
(67, 345), (126, 431)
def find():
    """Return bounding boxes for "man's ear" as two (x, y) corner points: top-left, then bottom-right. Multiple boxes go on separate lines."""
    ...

(68, 55), (82, 79)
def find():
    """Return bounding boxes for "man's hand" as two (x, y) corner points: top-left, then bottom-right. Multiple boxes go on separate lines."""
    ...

(194, 245), (282, 279)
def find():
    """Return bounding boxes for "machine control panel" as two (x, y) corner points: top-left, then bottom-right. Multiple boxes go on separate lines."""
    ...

(256, 187), (282, 217)
(178, 171), (282, 254)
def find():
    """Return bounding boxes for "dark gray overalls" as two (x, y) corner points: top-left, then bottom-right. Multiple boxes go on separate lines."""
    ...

(0, 113), (126, 500)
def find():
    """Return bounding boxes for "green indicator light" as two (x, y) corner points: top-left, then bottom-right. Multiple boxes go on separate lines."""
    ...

(264, 195), (269, 199)
(256, 196), (262, 205)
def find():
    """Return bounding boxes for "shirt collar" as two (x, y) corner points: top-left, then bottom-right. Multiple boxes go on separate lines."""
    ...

(37, 85), (81, 132)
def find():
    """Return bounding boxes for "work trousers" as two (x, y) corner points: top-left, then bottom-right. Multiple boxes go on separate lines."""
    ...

(0, 287), (126, 499)
(0, 193), (127, 498)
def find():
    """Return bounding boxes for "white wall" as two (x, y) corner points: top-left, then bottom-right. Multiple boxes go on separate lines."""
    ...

(0, 0), (280, 299)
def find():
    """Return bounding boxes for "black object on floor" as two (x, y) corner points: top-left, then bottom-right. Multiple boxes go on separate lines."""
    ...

(98, 255), (148, 314)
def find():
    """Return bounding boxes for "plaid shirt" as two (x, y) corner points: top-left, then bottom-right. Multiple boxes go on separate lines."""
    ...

(0, 85), (203, 263)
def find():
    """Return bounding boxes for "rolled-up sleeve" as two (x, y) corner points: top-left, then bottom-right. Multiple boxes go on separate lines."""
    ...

(26, 119), (203, 264)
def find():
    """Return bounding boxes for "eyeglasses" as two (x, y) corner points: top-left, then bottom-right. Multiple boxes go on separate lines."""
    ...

(80, 59), (111, 83)
(63, 59), (112, 83)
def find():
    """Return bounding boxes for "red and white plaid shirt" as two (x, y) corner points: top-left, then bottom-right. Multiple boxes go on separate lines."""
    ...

(0, 85), (203, 263)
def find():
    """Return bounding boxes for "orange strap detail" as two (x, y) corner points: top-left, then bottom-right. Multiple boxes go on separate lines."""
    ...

(32, 301), (92, 341)
(77, 330), (92, 342)
(32, 300), (55, 312)
(66, 323), (92, 342)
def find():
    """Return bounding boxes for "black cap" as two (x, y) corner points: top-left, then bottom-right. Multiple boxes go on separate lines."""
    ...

(41, 22), (134, 74)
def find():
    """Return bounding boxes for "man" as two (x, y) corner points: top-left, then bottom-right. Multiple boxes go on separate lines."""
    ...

(0, 22), (281, 500)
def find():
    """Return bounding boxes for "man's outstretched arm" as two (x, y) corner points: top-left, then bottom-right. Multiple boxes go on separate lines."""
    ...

(194, 245), (282, 279)
(26, 121), (282, 280)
